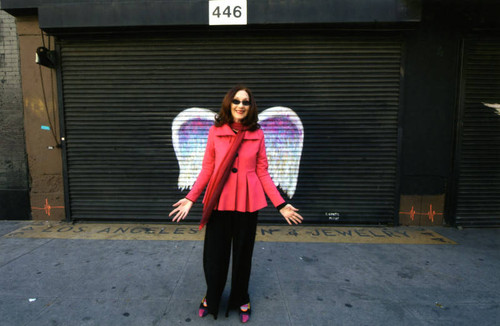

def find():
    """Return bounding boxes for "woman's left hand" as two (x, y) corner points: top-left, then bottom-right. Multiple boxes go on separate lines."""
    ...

(279, 204), (303, 225)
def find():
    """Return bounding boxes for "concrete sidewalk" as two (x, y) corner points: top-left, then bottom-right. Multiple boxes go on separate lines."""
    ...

(0, 221), (499, 326)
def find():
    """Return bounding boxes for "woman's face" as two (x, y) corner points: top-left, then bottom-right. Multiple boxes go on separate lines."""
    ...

(231, 90), (250, 123)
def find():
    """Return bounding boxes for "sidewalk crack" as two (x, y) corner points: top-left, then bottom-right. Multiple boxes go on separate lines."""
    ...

(273, 248), (293, 326)
(0, 238), (55, 269)
(160, 242), (197, 321)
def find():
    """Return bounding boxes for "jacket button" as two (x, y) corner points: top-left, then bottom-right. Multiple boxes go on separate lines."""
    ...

(232, 168), (238, 173)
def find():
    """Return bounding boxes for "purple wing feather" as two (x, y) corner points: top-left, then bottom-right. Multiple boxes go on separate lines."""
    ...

(172, 106), (304, 197)
(172, 108), (215, 190)
(259, 107), (304, 198)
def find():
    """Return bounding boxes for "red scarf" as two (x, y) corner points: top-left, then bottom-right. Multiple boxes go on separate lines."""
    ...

(199, 123), (248, 230)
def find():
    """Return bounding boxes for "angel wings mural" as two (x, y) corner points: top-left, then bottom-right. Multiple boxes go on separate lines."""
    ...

(172, 107), (304, 198)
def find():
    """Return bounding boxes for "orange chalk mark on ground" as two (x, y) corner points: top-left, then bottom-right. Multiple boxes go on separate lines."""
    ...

(32, 198), (64, 216)
(400, 204), (443, 223)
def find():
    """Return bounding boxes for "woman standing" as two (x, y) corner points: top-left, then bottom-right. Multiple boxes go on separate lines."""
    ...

(169, 85), (303, 323)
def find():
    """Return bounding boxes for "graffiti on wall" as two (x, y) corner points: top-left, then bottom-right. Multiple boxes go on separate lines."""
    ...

(172, 107), (304, 198)
(32, 198), (65, 217)
(399, 204), (443, 223)
(483, 102), (500, 115)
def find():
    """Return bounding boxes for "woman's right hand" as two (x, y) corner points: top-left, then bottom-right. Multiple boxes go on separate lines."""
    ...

(169, 198), (193, 223)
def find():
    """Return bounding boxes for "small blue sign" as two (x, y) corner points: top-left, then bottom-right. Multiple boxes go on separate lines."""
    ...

(41, 125), (51, 131)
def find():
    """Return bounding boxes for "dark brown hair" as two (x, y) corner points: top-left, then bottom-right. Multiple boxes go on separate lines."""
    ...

(214, 85), (260, 131)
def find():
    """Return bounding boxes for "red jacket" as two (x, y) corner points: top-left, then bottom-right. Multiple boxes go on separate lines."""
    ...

(185, 124), (285, 212)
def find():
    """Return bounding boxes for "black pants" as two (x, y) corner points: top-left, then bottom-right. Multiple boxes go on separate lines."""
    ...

(203, 210), (258, 318)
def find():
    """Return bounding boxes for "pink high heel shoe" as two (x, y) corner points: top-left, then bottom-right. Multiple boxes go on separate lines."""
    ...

(198, 297), (208, 318)
(239, 303), (251, 323)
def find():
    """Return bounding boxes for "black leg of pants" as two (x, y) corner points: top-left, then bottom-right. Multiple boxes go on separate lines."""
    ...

(203, 210), (258, 318)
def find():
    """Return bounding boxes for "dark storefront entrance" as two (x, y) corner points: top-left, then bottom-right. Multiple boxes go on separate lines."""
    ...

(452, 36), (500, 226)
(58, 28), (403, 223)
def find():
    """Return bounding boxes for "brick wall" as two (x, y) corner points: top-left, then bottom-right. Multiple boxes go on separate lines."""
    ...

(0, 9), (30, 219)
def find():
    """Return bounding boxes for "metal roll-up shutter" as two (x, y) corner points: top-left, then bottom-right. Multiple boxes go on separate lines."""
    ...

(59, 29), (402, 224)
(455, 38), (500, 226)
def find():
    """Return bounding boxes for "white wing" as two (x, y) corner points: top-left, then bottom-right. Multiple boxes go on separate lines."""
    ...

(258, 107), (304, 198)
(171, 108), (215, 190)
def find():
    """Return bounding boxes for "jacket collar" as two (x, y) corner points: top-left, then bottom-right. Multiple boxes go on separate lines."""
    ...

(214, 124), (260, 140)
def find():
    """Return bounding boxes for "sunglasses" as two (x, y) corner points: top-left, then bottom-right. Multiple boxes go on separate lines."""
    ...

(232, 99), (251, 106)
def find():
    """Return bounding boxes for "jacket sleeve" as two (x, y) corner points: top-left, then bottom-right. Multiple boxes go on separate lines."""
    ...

(255, 131), (286, 208)
(185, 126), (215, 203)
